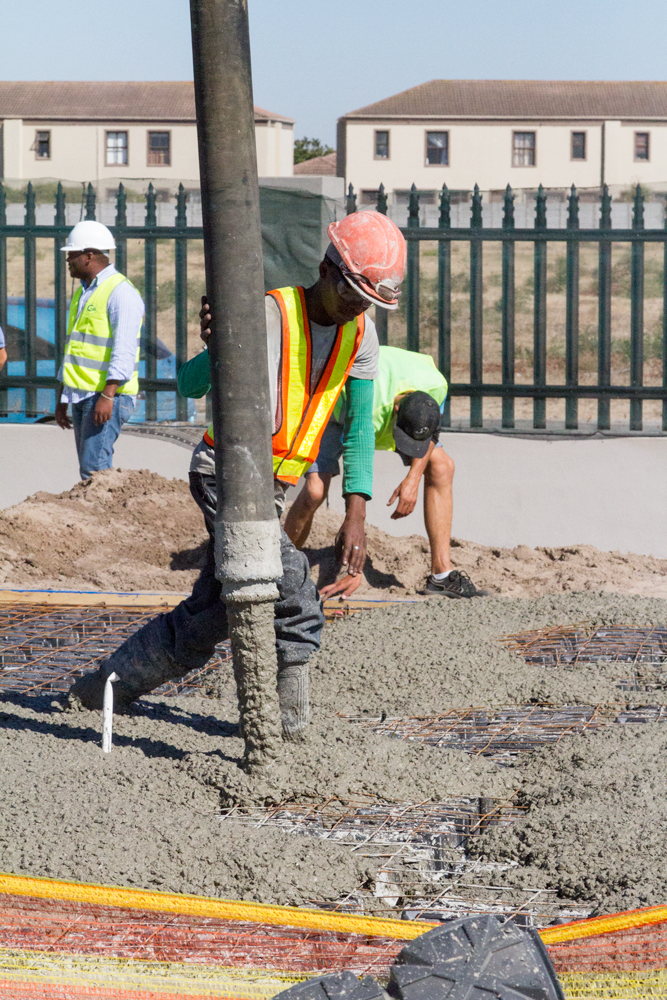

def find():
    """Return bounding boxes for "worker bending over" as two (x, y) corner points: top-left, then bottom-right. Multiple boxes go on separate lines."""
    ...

(68, 212), (406, 739)
(285, 346), (487, 600)
(54, 222), (144, 480)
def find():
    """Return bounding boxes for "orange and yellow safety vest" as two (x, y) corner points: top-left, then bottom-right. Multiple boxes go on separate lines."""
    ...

(203, 286), (365, 485)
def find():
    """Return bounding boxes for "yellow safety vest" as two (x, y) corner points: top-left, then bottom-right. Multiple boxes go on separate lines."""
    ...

(63, 272), (141, 395)
(204, 286), (365, 485)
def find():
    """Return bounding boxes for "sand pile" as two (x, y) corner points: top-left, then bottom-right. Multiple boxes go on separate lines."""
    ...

(303, 506), (667, 600)
(2, 468), (667, 598)
(0, 470), (207, 592)
(471, 725), (667, 914)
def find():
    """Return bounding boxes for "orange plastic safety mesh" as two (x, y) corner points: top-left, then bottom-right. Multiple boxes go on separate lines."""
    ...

(0, 894), (406, 977)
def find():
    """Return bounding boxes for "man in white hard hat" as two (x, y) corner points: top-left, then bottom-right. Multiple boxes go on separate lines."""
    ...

(55, 220), (145, 479)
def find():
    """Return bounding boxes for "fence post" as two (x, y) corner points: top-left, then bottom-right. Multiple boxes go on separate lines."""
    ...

(406, 184), (420, 353)
(144, 182), (158, 421)
(630, 183), (644, 431)
(565, 184), (580, 430)
(438, 183), (451, 427)
(0, 183), (6, 418)
(502, 184), (515, 429)
(533, 184), (547, 429)
(24, 182), (37, 418)
(175, 183), (189, 421)
(85, 182), (96, 221)
(597, 184), (612, 431)
(54, 183), (67, 372)
(114, 183), (127, 277)
(346, 183), (356, 216)
(374, 183), (388, 347)
(469, 184), (483, 428)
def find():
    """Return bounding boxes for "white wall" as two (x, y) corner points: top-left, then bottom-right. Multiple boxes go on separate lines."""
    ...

(345, 119), (667, 195)
(1, 118), (294, 185)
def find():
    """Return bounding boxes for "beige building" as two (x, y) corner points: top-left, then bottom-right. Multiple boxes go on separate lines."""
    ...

(337, 80), (667, 205)
(0, 81), (294, 190)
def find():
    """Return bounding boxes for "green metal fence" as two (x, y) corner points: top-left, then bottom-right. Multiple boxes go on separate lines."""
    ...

(351, 180), (667, 433)
(0, 181), (196, 422)
(3, 178), (667, 432)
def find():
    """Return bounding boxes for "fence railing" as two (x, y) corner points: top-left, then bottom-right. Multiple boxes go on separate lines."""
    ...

(2, 178), (667, 433)
(0, 181), (200, 422)
(350, 180), (667, 433)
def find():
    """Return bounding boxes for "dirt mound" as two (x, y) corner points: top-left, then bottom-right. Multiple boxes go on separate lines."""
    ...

(0, 469), (207, 592)
(301, 506), (667, 599)
(2, 469), (667, 599)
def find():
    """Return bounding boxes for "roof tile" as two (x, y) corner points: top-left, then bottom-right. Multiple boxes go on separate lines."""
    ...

(0, 82), (293, 123)
(345, 80), (667, 119)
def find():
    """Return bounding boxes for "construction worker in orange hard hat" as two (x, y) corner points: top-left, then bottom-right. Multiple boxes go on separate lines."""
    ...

(68, 210), (406, 742)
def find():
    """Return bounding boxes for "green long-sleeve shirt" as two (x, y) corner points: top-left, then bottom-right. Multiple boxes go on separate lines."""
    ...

(177, 348), (375, 498)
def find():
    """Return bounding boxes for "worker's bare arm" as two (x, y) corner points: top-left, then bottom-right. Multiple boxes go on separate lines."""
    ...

(55, 386), (72, 430)
(0, 347), (6, 373)
(339, 494), (367, 573)
(321, 493), (367, 600)
(388, 440), (436, 519)
(94, 380), (121, 425)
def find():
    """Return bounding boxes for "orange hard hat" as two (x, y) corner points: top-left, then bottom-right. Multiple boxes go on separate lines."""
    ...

(326, 211), (406, 311)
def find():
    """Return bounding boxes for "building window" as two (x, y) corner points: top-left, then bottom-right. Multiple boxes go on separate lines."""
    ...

(34, 131), (50, 159)
(374, 130), (389, 160)
(571, 131), (586, 160)
(360, 189), (380, 204)
(513, 131), (536, 167)
(635, 132), (650, 161)
(147, 131), (171, 166)
(426, 131), (449, 165)
(106, 131), (128, 166)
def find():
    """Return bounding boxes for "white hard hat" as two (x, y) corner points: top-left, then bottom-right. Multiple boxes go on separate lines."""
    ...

(61, 220), (116, 252)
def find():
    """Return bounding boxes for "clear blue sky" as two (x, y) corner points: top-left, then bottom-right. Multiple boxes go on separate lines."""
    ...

(3, 0), (667, 147)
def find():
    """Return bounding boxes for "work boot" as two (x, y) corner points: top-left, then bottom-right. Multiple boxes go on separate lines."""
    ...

(277, 661), (310, 741)
(425, 570), (488, 599)
(67, 659), (137, 712)
(67, 616), (184, 711)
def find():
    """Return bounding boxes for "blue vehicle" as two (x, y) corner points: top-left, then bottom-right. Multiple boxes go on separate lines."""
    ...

(1, 297), (196, 423)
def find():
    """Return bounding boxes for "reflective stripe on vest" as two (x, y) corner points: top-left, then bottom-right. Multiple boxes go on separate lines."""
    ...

(63, 273), (141, 395)
(203, 286), (365, 485)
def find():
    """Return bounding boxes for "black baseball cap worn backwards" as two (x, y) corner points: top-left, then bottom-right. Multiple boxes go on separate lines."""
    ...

(393, 391), (441, 458)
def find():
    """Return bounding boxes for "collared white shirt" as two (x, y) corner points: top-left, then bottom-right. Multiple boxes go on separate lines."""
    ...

(58, 263), (145, 404)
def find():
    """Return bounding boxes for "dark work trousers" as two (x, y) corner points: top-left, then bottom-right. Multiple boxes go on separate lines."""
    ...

(77, 472), (324, 705)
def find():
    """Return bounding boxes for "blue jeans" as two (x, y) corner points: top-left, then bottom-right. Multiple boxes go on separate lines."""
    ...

(71, 393), (135, 480)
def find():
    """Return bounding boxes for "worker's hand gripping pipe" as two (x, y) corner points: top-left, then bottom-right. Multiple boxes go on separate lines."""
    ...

(102, 672), (119, 753)
(189, 0), (283, 769)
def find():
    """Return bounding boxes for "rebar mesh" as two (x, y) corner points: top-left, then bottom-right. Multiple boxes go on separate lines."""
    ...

(0, 604), (230, 696)
(502, 623), (667, 691)
(343, 706), (615, 763)
(219, 797), (590, 927)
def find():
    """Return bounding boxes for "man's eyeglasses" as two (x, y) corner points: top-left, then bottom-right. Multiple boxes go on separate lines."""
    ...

(335, 260), (400, 304)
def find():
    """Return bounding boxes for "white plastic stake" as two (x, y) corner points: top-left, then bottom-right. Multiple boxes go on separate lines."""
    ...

(102, 672), (119, 753)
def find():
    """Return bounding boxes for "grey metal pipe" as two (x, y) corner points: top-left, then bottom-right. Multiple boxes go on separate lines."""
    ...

(189, 0), (282, 766)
